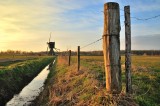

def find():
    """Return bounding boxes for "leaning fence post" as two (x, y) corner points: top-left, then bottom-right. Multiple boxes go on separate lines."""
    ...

(77, 46), (80, 71)
(68, 50), (71, 66)
(125, 6), (132, 93)
(103, 2), (122, 93)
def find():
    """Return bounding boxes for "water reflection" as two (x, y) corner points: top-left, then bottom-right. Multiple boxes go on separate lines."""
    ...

(6, 60), (55, 106)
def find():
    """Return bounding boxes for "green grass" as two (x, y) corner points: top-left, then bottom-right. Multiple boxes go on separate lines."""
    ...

(80, 56), (160, 106)
(37, 56), (133, 105)
(0, 55), (41, 69)
(0, 55), (39, 59)
(36, 55), (160, 106)
(0, 60), (24, 66)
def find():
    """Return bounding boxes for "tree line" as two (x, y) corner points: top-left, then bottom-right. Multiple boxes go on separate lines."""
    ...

(61, 50), (160, 56)
(1, 50), (160, 56)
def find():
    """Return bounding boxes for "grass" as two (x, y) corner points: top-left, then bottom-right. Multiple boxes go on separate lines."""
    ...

(47, 56), (106, 105)
(0, 60), (24, 66)
(37, 55), (160, 106)
(121, 56), (160, 106)
(36, 56), (137, 106)
(81, 56), (160, 106)
(0, 56), (55, 105)
(0, 54), (39, 59)
(0, 55), (41, 69)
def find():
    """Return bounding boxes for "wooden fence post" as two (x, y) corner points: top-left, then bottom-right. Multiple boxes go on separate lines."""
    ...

(68, 50), (71, 66)
(103, 2), (122, 93)
(125, 6), (132, 93)
(77, 46), (80, 71)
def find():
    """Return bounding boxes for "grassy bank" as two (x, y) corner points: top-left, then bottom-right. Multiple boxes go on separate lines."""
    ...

(36, 56), (137, 106)
(34, 57), (57, 106)
(0, 55), (33, 59)
(80, 56), (160, 106)
(0, 56), (55, 106)
(36, 55), (160, 106)
(130, 56), (160, 106)
(81, 56), (160, 106)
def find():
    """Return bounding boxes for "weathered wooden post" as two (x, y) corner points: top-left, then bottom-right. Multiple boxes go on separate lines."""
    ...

(68, 50), (71, 66)
(77, 46), (80, 71)
(125, 6), (132, 93)
(103, 2), (122, 93)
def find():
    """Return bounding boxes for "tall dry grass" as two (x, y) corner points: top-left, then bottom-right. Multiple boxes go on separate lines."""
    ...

(46, 56), (137, 106)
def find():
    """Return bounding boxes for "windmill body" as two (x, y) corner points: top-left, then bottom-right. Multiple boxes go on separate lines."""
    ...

(47, 42), (55, 55)
(46, 32), (56, 56)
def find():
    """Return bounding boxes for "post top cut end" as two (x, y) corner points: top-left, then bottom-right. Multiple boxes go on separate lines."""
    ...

(124, 5), (130, 10)
(104, 2), (119, 9)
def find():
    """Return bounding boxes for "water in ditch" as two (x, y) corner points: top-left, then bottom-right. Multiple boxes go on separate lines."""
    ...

(6, 60), (55, 106)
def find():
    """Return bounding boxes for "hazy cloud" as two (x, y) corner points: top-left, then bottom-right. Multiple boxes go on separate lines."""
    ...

(0, 0), (159, 51)
(0, 0), (104, 51)
(121, 34), (160, 50)
(132, 34), (160, 50)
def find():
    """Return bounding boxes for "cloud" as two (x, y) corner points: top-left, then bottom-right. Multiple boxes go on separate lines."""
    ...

(120, 22), (160, 50)
(131, 23), (160, 36)
(0, 0), (105, 51)
(118, 0), (160, 12)
(0, 0), (159, 51)
(132, 34), (160, 50)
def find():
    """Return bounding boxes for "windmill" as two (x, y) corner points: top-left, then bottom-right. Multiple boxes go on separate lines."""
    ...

(47, 32), (55, 55)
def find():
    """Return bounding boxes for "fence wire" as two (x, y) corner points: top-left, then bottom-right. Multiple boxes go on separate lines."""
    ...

(120, 9), (160, 21)
(80, 37), (103, 49)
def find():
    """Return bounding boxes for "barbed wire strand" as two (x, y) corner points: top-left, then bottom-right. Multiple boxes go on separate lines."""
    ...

(80, 37), (103, 49)
(120, 9), (160, 21)
(131, 15), (160, 21)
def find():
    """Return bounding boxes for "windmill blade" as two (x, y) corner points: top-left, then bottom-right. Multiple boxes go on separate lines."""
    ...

(55, 48), (60, 52)
(49, 32), (52, 42)
(46, 46), (49, 54)
(46, 42), (49, 54)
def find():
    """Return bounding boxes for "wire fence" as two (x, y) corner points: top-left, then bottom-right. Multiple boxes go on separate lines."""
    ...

(80, 37), (103, 49)
(60, 4), (160, 53)
(120, 9), (160, 21)
(56, 3), (159, 97)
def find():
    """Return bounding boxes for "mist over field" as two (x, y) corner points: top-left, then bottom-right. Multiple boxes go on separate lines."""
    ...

(121, 34), (160, 50)
(132, 34), (160, 50)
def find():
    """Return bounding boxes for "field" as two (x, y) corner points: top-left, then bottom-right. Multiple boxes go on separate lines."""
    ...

(1, 55), (160, 106)
(0, 55), (39, 68)
(81, 56), (160, 106)
(36, 55), (160, 106)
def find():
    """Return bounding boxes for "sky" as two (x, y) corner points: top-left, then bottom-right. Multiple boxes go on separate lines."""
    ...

(0, 0), (160, 52)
